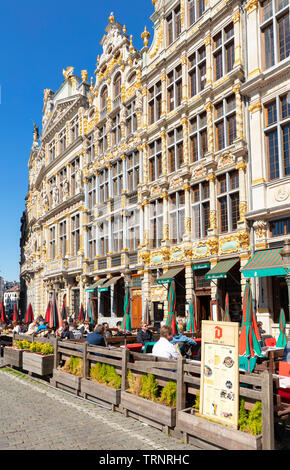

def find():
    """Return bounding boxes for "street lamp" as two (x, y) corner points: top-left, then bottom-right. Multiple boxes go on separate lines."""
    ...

(280, 239), (290, 322)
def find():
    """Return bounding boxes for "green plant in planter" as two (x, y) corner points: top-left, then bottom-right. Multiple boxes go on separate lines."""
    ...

(159, 382), (176, 408)
(239, 400), (262, 436)
(30, 342), (43, 353)
(105, 365), (122, 389)
(62, 356), (83, 376)
(14, 340), (31, 350)
(192, 391), (200, 411)
(140, 374), (159, 402)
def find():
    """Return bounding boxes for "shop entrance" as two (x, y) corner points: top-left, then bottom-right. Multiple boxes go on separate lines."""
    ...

(219, 261), (242, 323)
(175, 269), (186, 318)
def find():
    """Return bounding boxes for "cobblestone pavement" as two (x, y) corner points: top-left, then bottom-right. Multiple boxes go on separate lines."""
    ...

(0, 368), (199, 451)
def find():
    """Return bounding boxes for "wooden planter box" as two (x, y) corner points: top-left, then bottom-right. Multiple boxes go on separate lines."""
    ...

(178, 408), (263, 450)
(81, 378), (121, 406)
(3, 347), (27, 368)
(52, 369), (81, 394)
(22, 352), (54, 376)
(121, 391), (176, 429)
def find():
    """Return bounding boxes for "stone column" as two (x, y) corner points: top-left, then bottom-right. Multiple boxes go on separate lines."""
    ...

(142, 142), (149, 184)
(233, 82), (244, 140)
(161, 71), (167, 117)
(205, 35), (212, 87)
(183, 183), (191, 242)
(233, 10), (242, 68)
(181, 117), (189, 165)
(181, 55), (188, 103)
(161, 194), (169, 245)
(205, 101), (214, 155)
(161, 129), (168, 176)
(66, 121), (70, 148)
(142, 269), (151, 322)
(143, 201), (150, 248)
(142, 87), (148, 128)
(236, 159), (247, 224)
(138, 145), (144, 184)
(245, 0), (261, 79)
(206, 172), (217, 236)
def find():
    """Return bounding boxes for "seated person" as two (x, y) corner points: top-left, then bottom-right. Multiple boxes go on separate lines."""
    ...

(35, 320), (48, 335)
(102, 322), (112, 339)
(170, 323), (197, 347)
(60, 321), (70, 340)
(86, 324), (106, 347)
(137, 322), (155, 345)
(115, 321), (126, 336)
(12, 321), (21, 334)
(69, 324), (83, 340)
(152, 325), (182, 360)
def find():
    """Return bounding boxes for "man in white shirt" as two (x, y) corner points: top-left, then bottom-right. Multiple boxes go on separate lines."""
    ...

(152, 325), (182, 360)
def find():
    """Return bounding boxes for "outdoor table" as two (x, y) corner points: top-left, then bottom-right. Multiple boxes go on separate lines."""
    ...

(262, 347), (284, 374)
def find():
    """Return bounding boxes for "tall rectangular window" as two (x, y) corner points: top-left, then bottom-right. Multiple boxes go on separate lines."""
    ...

(168, 126), (183, 173)
(112, 160), (123, 197)
(148, 82), (162, 124)
(169, 191), (185, 244)
(189, 111), (207, 162)
(88, 175), (96, 209)
(87, 134), (95, 162)
(71, 214), (80, 256)
(48, 140), (56, 162)
(187, 0), (206, 25)
(191, 182), (210, 239)
(167, 4), (182, 45)
(60, 220), (67, 257)
(99, 221), (109, 256)
(99, 168), (109, 203)
(217, 171), (240, 233)
(127, 151), (140, 193)
(128, 210), (140, 251)
(126, 101), (137, 135)
(150, 199), (163, 248)
(112, 214), (123, 253)
(70, 157), (80, 196)
(112, 114), (121, 146)
(260, 0), (289, 69)
(88, 226), (96, 259)
(59, 167), (67, 202)
(98, 125), (107, 154)
(264, 94), (290, 180)
(214, 95), (236, 151)
(188, 45), (206, 97)
(149, 139), (162, 181)
(213, 23), (235, 81)
(70, 116), (79, 141)
(59, 128), (67, 154)
(49, 226), (56, 259)
(167, 65), (182, 112)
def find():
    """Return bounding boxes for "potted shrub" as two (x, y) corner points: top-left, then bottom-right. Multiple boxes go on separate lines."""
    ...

(52, 356), (83, 394)
(22, 341), (54, 376)
(177, 393), (263, 450)
(3, 339), (31, 368)
(81, 362), (122, 407)
(121, 371), (177, 429)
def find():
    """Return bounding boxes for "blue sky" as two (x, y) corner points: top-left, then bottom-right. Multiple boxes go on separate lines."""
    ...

(0, 0), (154, 281)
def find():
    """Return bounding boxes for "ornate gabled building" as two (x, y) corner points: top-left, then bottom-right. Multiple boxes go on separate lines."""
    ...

(20, 0), (289, 334)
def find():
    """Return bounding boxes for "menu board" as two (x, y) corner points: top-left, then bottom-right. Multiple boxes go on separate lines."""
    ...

(200, 320), (239, 429)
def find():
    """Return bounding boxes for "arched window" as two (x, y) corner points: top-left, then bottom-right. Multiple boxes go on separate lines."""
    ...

(100, 86), (108, 111)
(113, 73), (122, 99)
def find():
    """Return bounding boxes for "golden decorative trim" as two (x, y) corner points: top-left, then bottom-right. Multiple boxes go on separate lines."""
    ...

(245, 0), (259, 13)
(252, 178), (266, 185)
(248, 68), (261, 79)
(249, 102), (262, 113)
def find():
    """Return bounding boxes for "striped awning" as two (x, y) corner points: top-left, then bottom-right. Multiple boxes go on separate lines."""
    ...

(241, 249), (287, 278)
(85, 279), (106, 292)
(98, 276), (122, 292)
(205, 259), (239, 280)
(156, 267), (184, 285)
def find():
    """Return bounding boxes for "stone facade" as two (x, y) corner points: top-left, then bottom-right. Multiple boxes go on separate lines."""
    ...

(20, 0), (289, 334)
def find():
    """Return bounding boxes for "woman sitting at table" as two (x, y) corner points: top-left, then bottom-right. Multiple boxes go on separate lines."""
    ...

(137, 322), (155, 345)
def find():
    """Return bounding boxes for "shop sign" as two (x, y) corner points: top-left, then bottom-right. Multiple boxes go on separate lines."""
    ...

(200, 320), (239, 429)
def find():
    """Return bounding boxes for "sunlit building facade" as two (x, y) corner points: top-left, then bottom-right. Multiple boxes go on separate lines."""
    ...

(20, 0), (289, 334)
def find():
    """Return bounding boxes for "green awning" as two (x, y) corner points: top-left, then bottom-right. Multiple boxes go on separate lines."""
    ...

(205, 259), (239, 280)
(241, 249), (287, 278)
(98, 276), (122, 292)
(156, 267), (184, 285)
(192, 262), (210, 271)
(85, 279), (106, 292)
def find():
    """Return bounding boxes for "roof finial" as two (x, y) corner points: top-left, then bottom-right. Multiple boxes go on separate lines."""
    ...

(129, 35), (134, 54)
(123, 24), (127, 35)
(141, 26), (151, 47)
(108, 12), (115, 24)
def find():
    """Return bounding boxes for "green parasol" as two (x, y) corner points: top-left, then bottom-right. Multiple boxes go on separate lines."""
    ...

(120, 288), (132, 332)
(224, 292), (230, 321)
(166, 280), (179, 335)
(239, 280), (263, 359)
(276, 308), (287, 348)
(186, 296), (197, 333)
